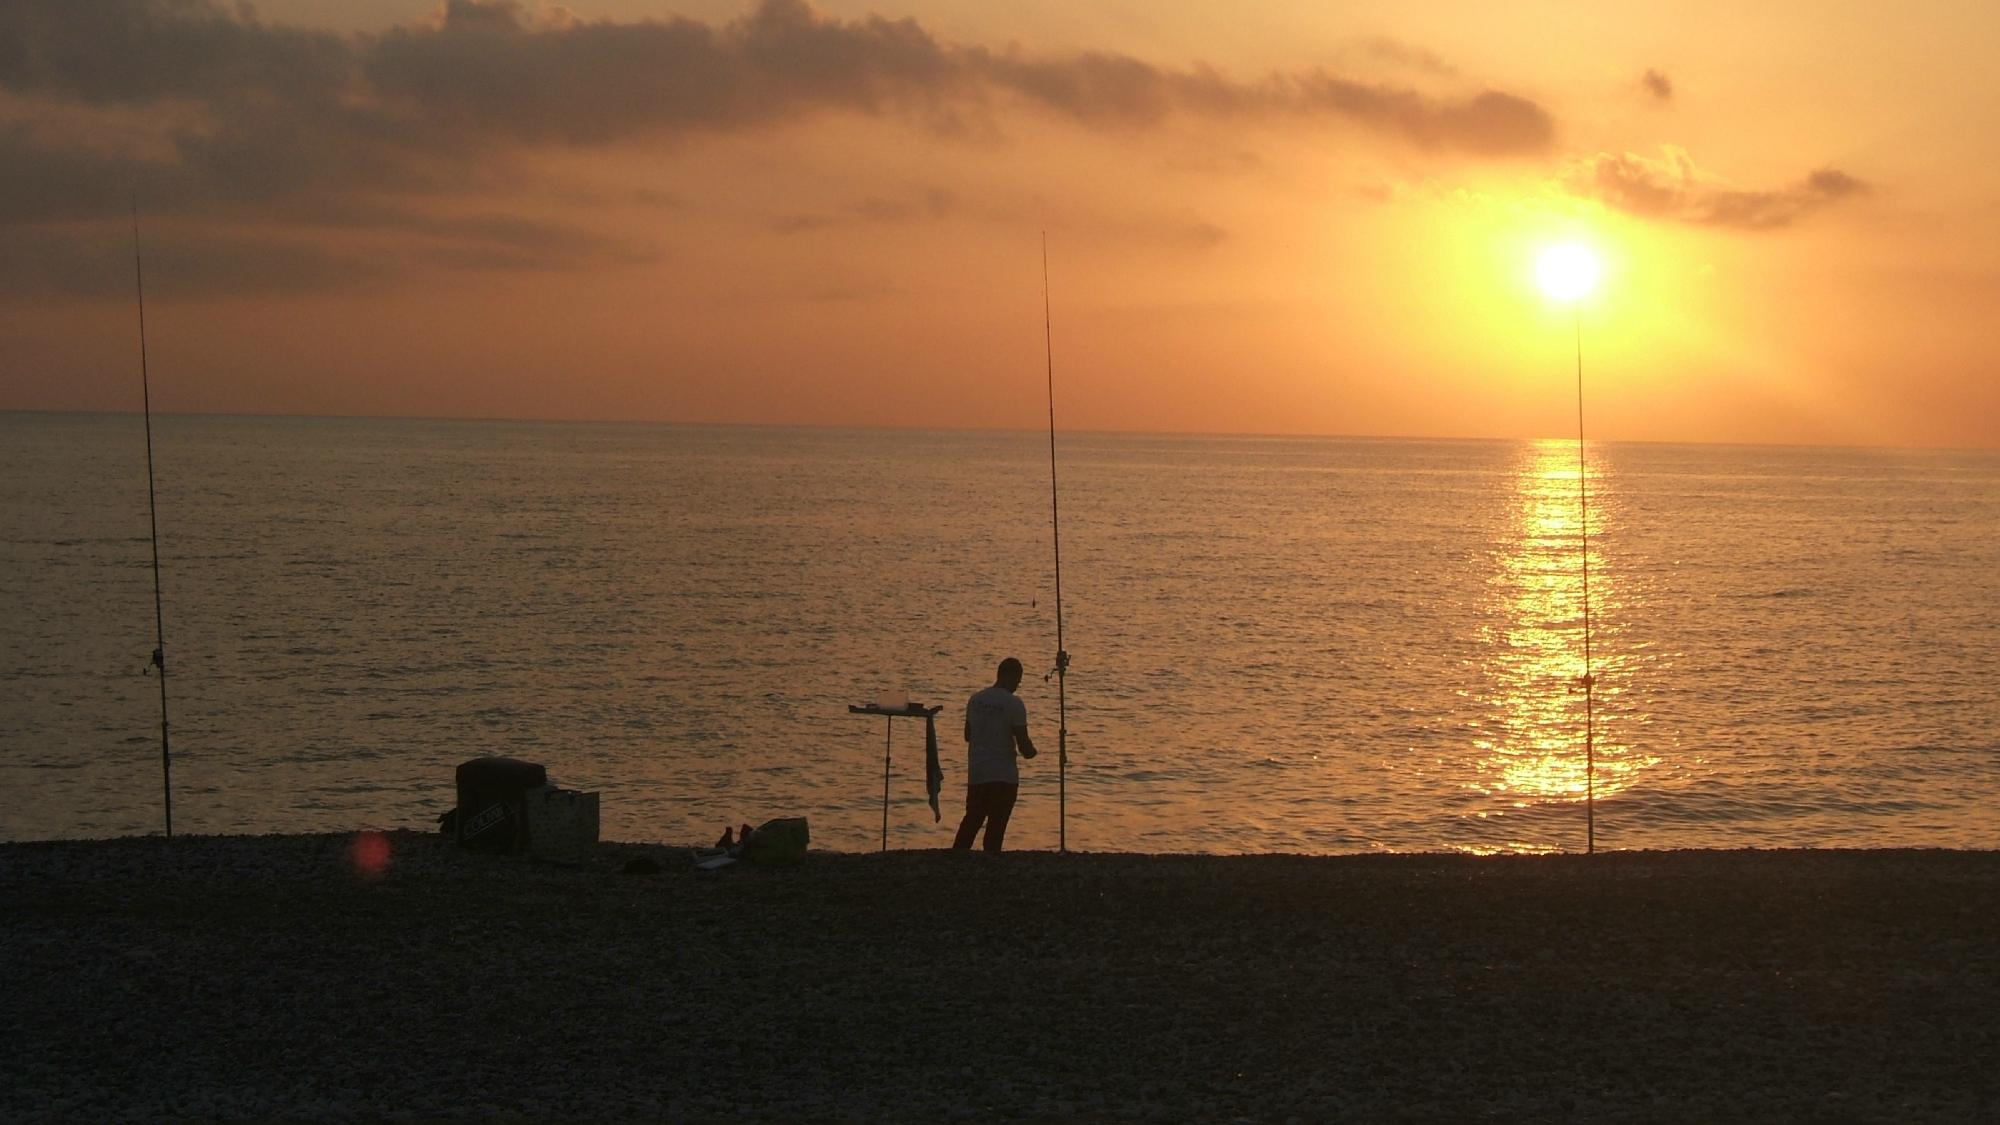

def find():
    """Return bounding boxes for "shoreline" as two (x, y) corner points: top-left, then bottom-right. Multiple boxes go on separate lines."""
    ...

(7, 833), (1997, 1119)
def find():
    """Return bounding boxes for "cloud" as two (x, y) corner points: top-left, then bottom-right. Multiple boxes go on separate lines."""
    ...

(308, 204), (663, 270)
(5, 0), (1558, 172)
(0, 0), (352, 107)
(770, 188), (956, 234)
(974, 52), (1550, 153)
(1292, 82), (1551, 156)
(0, 193), (658, 300)
(356, 0), (969, 145)
(0, 0), (1556, 296)
(1569, 147), (1869, 230)
(1641, 69), (1673, 101)
(356, 0), (1556, 155)
(1357, 37), (1458, 77)
(0, 223), (391, 300)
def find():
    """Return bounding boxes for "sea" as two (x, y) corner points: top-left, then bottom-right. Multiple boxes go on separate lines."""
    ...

(3, 411), (1996, 854)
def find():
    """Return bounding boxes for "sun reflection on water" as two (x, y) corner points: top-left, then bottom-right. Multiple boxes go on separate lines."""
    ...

(1466, 441), (1658, 843)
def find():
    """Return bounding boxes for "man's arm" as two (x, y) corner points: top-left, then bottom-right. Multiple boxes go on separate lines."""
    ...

(1012, 725), (1038, 759)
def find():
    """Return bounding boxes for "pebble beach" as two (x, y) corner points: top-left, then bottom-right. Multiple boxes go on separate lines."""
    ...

(5, 832), (1997, 1121)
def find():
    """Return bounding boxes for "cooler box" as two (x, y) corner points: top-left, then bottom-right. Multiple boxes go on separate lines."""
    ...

(523, 786), (600, 859)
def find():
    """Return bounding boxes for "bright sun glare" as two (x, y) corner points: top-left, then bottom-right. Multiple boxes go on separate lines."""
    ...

(1535, 243), (1601, 304)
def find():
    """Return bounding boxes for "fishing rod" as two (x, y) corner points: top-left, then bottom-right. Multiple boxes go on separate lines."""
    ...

(1573, 307), (1595, 855)
(133, 200), (173, 838)
(1041, 232), (1070, 853)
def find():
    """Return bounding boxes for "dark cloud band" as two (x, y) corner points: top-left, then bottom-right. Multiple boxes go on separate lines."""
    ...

(60, 2), (1918, 301)
(1571, 147), (1868, 230)
(0, 0), (1561, 295)
(3, 0), (1556, 201)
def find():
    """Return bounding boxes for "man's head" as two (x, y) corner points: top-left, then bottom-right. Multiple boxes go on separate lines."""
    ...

(996, 657), (1024, 691)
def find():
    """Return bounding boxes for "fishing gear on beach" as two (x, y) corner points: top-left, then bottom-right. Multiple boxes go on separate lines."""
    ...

(133, 198), (173, 838)
(1571, 305), (1596, 855)
(1042, 233), (1070, 853)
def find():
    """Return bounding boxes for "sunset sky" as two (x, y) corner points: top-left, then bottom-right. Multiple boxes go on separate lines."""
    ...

(2, 1), (1995, 447)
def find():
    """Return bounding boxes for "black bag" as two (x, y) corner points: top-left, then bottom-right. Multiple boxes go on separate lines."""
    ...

(454, 756), (547, 853)
(743, 817), (810, 865)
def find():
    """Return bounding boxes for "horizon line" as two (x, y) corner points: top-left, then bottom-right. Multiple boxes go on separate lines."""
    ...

(1, 406), (1992, 455)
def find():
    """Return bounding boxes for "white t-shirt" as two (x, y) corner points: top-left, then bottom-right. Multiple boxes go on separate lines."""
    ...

(964, 685), (1029, 785)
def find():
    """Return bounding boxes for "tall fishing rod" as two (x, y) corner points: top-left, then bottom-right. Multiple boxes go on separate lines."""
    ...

(1573, 307), (1595, 855)
(1041, 232), (1070, 853)
(133, 200), (173, 838)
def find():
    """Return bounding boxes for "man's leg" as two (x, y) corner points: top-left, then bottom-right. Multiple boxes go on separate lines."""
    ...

(952, 785), (992, 850)
(981, 784), (1020, 853)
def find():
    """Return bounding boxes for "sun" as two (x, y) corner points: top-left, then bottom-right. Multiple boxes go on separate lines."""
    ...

(1535, 242), (1601, 304)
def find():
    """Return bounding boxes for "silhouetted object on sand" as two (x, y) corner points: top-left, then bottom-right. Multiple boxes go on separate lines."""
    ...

(444, 756), (599, 858)
(954, 657), (1039, 853)
(132, 200), (172, 837)
(848, 700), (944, 850)
(1041, 232), (1073, 852)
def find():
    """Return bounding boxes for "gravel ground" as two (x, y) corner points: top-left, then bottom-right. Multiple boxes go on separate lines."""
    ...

(3, 832), (1997, 1121)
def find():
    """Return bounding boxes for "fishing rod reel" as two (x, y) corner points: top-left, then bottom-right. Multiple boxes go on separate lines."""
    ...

(1044, 648), (1070, 682)
(1046, 648), (1071, 776)
(1567, 671), (1595, 694)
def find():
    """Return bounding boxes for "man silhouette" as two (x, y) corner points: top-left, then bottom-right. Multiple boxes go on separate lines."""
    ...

(953, 657), (1038, 852)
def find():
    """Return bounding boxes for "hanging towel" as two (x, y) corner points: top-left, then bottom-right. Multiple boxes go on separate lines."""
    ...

(925, 711), (943, 822)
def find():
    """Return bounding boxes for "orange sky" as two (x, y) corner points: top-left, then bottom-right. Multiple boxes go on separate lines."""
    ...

(2, 1), (1996, 447)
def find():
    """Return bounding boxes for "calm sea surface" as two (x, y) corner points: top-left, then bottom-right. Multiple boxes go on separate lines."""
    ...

(3, 412), (1997, 853)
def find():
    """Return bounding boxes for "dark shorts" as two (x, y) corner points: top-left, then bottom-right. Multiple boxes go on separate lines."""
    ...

(952, 781), (1019, 852)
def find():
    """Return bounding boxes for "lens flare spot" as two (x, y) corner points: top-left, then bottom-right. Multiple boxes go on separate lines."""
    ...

(350, 831), (392, 877)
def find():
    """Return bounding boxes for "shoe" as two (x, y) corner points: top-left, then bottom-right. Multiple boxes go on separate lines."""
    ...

(715, 827), (733, 849)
